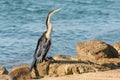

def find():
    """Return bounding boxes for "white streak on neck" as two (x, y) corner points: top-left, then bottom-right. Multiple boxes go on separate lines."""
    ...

(46, 23), (52, 38)
(46, 13), (53, 39)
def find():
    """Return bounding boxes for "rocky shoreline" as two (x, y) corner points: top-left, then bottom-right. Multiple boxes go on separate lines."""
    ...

(0, 40), (120, 80)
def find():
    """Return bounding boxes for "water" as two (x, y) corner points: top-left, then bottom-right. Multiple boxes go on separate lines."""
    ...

(0, 0), (120, 70)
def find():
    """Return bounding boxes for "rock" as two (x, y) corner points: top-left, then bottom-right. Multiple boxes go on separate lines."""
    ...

(39, 69), (120, 80)
(48, 63), (94, 77)
(3, 55), (115, 79)
(112, 42), (120, 55)
(54, 55), (71, 60)
(54, 55), (78, 61)
(0, 75), (12, 80)
(31, 55), (79, 78)
(0, 66), (8, 75)
(30, 57), (110, 78)
(76, 40), (119, 61)
(93, 58), (120, 69)
(48, 60), (109, 77)
(9, 64), (31, 80)
(31, 61), (50, 79)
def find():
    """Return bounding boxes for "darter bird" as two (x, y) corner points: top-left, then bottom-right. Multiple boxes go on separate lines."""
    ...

(29, 9), (60, 71)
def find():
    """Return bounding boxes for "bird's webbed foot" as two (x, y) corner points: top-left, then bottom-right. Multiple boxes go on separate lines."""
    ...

(45, 56), (55, 61)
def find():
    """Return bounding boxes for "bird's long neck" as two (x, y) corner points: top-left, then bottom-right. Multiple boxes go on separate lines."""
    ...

(46, 14), (52, 39)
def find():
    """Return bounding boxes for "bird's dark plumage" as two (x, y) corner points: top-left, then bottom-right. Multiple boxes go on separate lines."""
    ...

(30, 9), (60, 71)
(30, 32), (51, 71)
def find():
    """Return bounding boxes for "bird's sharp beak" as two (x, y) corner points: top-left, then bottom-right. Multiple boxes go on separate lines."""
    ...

(54, 8), (61, 13)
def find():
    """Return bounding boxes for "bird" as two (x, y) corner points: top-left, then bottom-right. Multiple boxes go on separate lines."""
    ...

(29, 9), (60, 71)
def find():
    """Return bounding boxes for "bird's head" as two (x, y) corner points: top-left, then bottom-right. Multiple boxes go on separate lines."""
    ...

(49, 9), (61, 15)
(46, 9), (60, 28)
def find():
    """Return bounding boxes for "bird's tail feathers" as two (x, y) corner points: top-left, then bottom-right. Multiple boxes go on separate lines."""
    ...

(29, 59), (36, 71)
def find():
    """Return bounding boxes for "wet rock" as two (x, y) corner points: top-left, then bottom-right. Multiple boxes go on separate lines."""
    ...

(0, 66), (8, 75)
(9, 64), (31, 80)
(76, 40), (119, 61)
(112, 42), (120, 55)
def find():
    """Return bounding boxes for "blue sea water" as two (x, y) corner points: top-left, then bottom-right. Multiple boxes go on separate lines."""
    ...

(0, 0), (120, 70)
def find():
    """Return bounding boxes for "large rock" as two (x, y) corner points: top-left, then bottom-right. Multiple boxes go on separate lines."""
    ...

(1, 55), (117, 80)
(30, 55), (110, 78)
(31, 55), (78, 78)
(40, 69), (120, 80)
(0, 66), (8, 75)
(112, 42), (120, 56)
(48, 62), (97, 77)
(9, 64), (31, 80)
(76, 40), (119, 61)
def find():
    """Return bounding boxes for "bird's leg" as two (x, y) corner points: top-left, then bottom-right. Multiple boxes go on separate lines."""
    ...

(45, 56), (55, 61)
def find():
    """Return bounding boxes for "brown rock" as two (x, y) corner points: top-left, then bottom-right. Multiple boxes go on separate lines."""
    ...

(30, 58), (109, 78)
(7, 54), (112, 79)
(0, 66), (8, 75)
(93, 58), (120, 69)
(54, 55), (71, 60)
(0, 75), (12, 80)
(112, 42), (120, 55)
(31, 61), (50, 78)
(9, 64), (31, 80)
(39, 69), (120, 80)
(76, 40), (119, 61)
(47, 60), (109, 77)
(54, 55), (78, 61)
